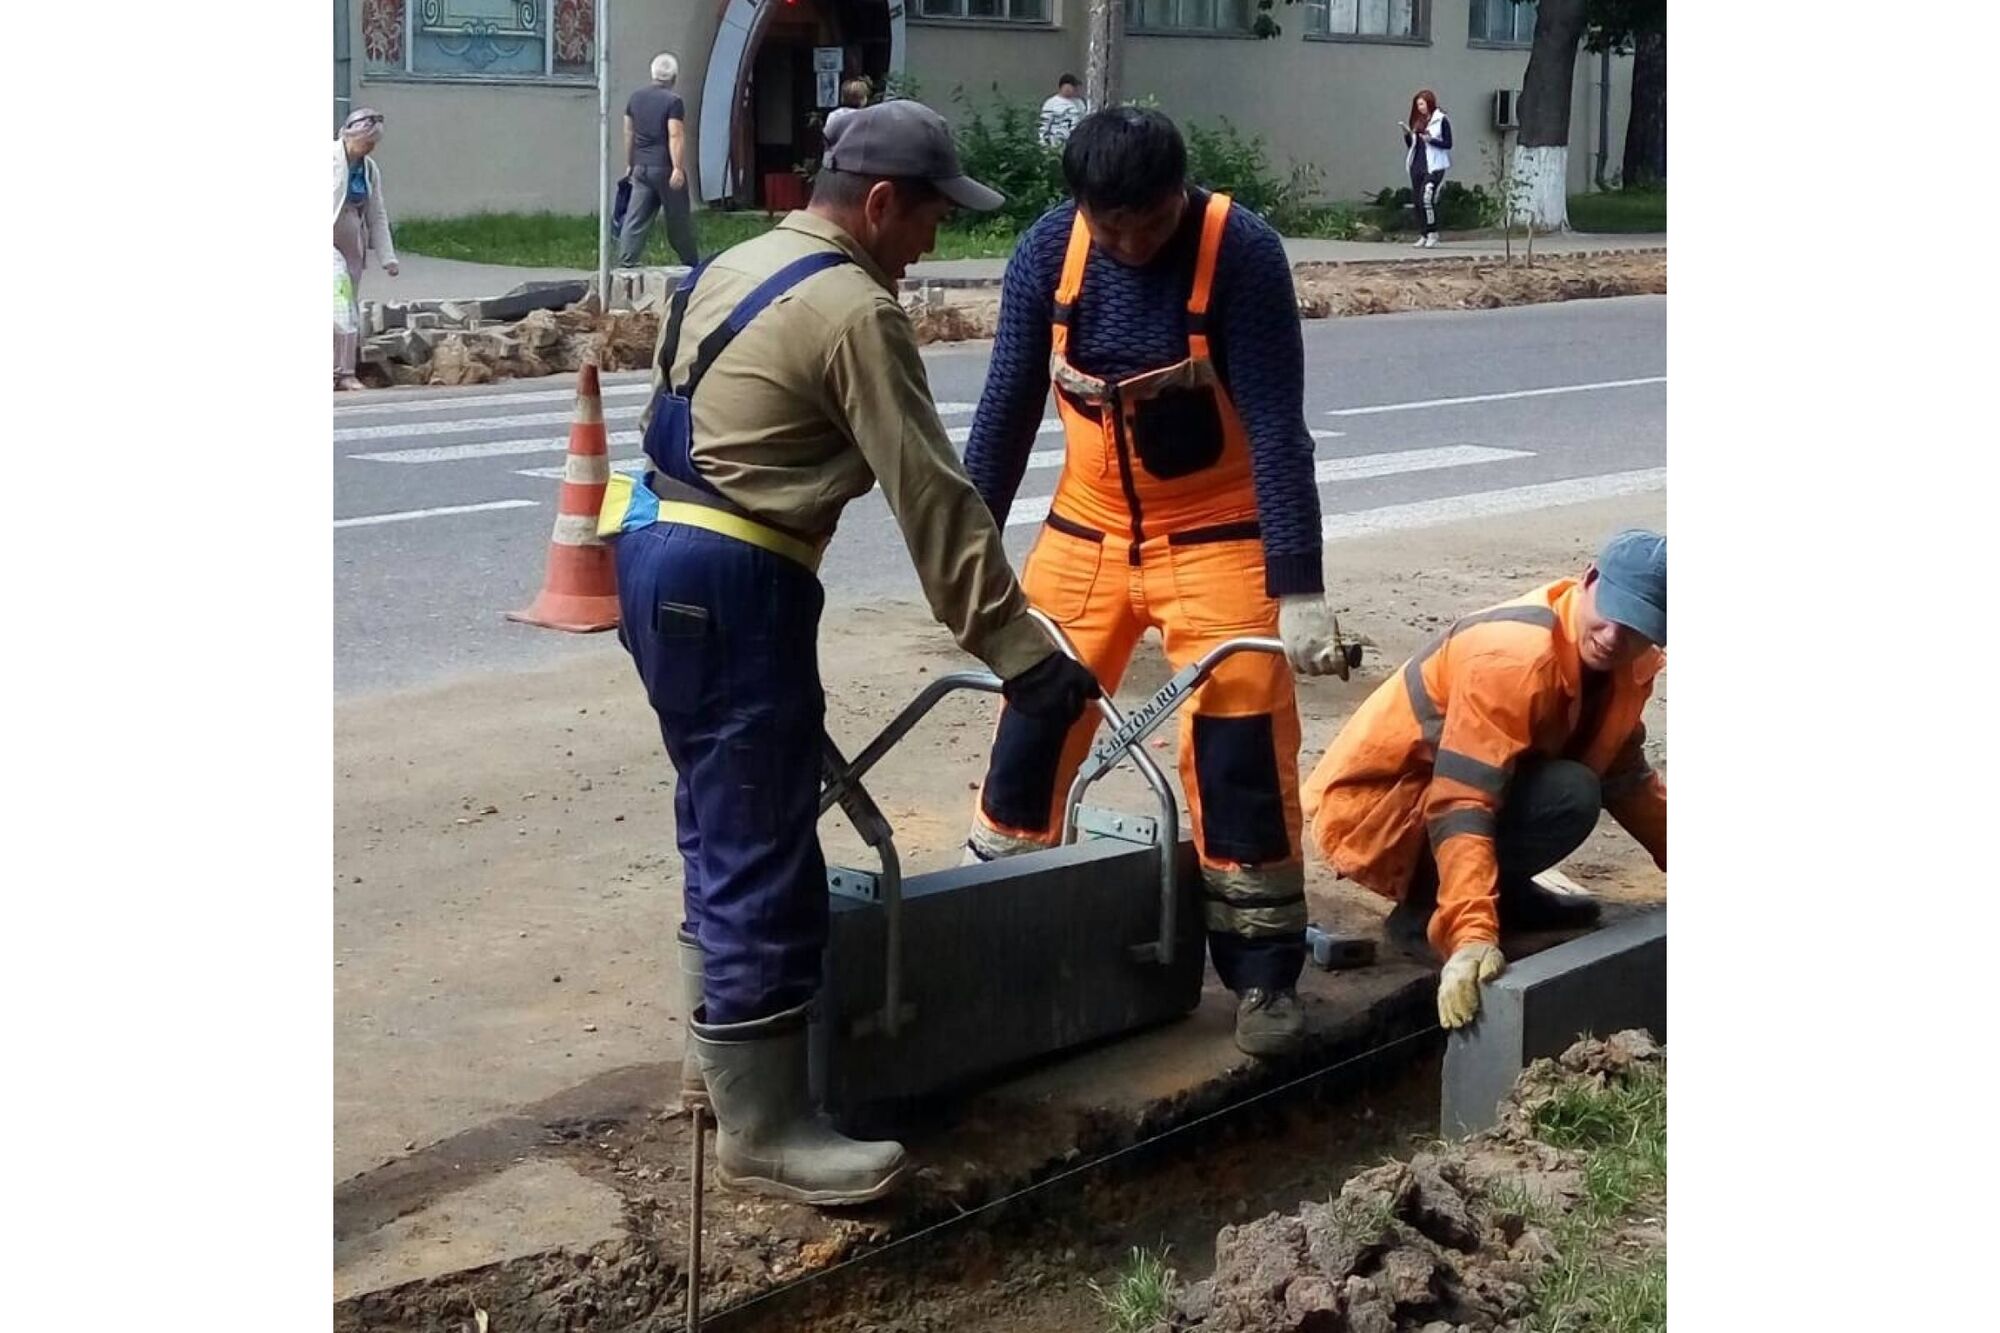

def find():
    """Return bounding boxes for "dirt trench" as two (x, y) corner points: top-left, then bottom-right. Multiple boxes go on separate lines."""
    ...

(337, 1039), (1449, 1333)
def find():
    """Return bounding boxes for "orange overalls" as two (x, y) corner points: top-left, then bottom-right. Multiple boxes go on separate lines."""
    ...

(968, 194), (1308, 970)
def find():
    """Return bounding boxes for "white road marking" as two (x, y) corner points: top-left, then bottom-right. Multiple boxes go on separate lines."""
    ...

(355, 430), (643, 464)
(333, 381), (654, 418)
(334, 388), (976, 422)
(1004, 446), (1539, 527)
(1319, 468), (1666, 540)
(1316, 444), (1529, 483)
(334, 499), (541, 529)
(337, 410), (635, 442)
(521, 428), (1371, 481)
(516, 457), (651, 481)
(1324, 376), (1666, 417)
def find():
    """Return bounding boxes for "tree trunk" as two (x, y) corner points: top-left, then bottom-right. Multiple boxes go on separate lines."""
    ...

(1621, 26), (1666, 187)
(1511, 0), (1588, 230)
(1085, 0), (1124, 110)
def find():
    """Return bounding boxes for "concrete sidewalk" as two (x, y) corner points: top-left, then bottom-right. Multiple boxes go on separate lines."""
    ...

(384, 230), (1667, 303)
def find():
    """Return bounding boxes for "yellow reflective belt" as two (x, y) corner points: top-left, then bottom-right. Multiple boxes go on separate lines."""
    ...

(656, 501), (822, 573)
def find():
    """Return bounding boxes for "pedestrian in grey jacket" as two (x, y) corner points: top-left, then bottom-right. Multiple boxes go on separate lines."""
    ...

(333, 108), (399, 390)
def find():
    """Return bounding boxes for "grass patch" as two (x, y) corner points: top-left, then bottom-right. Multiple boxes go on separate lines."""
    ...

(1566, 187), (1667, 234)
(1521, 1063), (1668, 1333)
(392, 210), (776, 268)
(1088, 1246), (1177, 1333)
(397, 199), (1367, 271)
(394, 208), (1025, 269)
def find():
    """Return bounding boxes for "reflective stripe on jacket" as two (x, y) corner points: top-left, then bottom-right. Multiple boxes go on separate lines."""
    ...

(1303, 578), (1666, 957)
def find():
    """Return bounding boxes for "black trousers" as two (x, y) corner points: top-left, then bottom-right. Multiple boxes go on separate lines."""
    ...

(1412, 167), (1447, 236)
(1405, 758), (1602, 913)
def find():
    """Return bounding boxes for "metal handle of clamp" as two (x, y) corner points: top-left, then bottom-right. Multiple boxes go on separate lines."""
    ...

(818, 671), (1005, 1042)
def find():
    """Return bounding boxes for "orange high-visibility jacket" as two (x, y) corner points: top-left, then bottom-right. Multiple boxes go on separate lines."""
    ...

(1303, 578), (1666, 957)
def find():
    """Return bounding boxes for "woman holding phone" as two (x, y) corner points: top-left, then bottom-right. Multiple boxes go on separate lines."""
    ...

(1401, 90), (1453, 248)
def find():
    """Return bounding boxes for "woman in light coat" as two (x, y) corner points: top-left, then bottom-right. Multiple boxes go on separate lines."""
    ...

(1401, 90), (1453, 249)
(333, 108), (399, 390)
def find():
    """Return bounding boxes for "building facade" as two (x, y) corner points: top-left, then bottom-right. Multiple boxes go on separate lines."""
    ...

(339, 1), (1632, 220)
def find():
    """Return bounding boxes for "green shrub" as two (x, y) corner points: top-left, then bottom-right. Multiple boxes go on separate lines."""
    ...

(949, 86), (1343, 236)
(1366, 180), (1497, 232)
(949, 86), (1067, 231)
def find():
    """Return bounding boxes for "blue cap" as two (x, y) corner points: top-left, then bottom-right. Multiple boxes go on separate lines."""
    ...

(1594, 529), (1666, 646)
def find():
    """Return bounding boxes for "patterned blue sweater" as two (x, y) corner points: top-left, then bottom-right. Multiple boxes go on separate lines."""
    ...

(963, 190), (1323, 598)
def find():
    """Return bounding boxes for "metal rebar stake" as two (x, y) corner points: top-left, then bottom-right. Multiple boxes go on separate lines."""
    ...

(686, 1107), (706, 1332)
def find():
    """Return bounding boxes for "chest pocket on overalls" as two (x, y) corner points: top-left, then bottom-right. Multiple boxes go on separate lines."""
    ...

(1130, 385), (1226, 481)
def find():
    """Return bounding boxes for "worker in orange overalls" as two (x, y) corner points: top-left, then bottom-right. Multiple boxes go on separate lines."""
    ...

(961, 107), (1352, 1059)
(1303, 530), (1667, 1030)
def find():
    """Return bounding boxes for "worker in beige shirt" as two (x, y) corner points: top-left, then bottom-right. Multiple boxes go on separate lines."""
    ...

(597, 100), (1100, 1208)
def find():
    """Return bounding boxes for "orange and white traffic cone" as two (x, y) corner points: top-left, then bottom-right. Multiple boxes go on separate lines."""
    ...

(506, 362), (621, 633)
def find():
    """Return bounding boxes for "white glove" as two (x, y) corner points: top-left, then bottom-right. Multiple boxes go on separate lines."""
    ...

(1278, 595), (1349, 679)
(1437, 942), (1506, 1029)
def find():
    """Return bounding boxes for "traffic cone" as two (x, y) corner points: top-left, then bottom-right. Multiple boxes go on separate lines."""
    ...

(506, 362), (621, 633)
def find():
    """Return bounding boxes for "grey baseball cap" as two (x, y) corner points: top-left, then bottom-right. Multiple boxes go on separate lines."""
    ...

(822, 100), (1004, 212)
(1594, 529), (1666, 647)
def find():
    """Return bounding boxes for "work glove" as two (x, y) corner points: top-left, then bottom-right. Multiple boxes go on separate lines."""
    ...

(1437, 942), (1505, 1029)
(1002, 650), (1102, 724)
(1278, 595), (1351, 679)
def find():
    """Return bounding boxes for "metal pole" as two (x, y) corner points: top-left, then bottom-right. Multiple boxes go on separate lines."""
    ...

(1084, 0), (1123, 110)
(1595, 48), (1611, 190)
(596, 0), (611, 309)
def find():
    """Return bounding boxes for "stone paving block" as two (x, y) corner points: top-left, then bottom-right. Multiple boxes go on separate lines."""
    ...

(1441, 910), (1665, 1137)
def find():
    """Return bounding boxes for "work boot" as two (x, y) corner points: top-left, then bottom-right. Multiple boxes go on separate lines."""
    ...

(1498, 876), (1602, 934)
(674, 930), (708, 1115)
(692, 999), (908, 1206)
(1382, 898), (1433, 959)
(1234, 988), (1306, 1058)
(1383, 873), (1441, 960)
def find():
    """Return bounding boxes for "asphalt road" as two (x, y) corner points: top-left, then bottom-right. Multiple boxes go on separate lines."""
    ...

(334, 295), (1665, 695)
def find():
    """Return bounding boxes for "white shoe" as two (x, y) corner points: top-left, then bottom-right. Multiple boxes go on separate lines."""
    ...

(1410, 234), (1428, 247)
(1424, 234), (1440, 248)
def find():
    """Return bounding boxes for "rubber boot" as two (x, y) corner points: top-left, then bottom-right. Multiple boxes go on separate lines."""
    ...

(691, 999), (908, 1206)
(674, 930), (708, 1115)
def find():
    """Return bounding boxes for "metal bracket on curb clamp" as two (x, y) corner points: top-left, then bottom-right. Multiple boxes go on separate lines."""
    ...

(826, 867), (880, 903)
(1074, 806), (1159, 847)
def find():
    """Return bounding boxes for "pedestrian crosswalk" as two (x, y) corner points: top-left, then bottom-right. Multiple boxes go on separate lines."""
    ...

(335, 378), (1664, 538)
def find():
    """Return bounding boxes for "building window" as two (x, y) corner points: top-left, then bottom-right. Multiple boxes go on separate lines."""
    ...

(1309, 0), (1423, 41)
(1468, 0), (1536, 46)
(916, 0), (1051, 20)
(363, 0), (597, 80)
(1127, 0), (1256, 34)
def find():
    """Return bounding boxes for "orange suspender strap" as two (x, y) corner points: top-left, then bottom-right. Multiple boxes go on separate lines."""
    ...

(1051, 210), (1094, 359)
(1186, 192), (1233, 360)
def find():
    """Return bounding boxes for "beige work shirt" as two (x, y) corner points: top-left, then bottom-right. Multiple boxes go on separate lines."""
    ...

(642, 210), (1051, 679)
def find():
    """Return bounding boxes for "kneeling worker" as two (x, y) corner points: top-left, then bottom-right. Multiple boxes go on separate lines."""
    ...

(1302, 530), (1667, 1030)
(599, 101), (1099, 1206)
